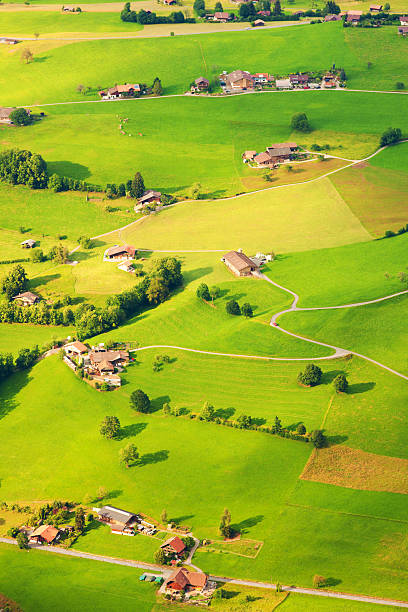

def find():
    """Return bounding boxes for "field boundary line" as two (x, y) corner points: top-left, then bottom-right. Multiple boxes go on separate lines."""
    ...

(320, 394), (334, 429)
(285, 502), (408, 525)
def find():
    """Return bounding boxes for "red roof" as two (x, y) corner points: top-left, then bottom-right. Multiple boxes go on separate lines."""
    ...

(161, 536), (186, 554)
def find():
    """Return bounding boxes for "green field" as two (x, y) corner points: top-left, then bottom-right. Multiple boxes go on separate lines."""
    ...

(263, 233), (408, 307)
(0, 543), (158, 612)
(0, 12), (144, 34)
(1, 23), (408, 106)
(280, 294), (408, 376)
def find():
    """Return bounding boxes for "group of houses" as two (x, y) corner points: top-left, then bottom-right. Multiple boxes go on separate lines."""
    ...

(0, 37), (19, 45)
(219, 69), (339, 93)
(221, 249), (272, 277)
(398, 15), (408, 35)
(63, 341), (131, 387)
(243, 141), (299, 167)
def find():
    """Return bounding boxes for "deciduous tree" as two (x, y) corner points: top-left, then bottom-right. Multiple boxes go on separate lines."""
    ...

(119, 443), (139, 467)
(130, 389), (151, 413)
(100, 415), (121, 439)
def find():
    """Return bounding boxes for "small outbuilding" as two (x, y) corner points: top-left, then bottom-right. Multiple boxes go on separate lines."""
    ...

(21, 239), (36, 249)
(275, 78), (292, 89)
(64, 340), (89, 357)
(369, 4), (383, 10)
(137, 190), (162, 206)
(253, 19), (265, 26)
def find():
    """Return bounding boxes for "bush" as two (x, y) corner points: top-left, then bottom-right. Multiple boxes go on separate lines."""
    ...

(310, 429), (326, 448)
(241, 302), (253, 318)
(196, 283), (210, 301)
(226, 300), (241, 315)
(291, 112), (312, 133)
(296, 423), (306, 435)
(130, 389), (151, 413)
(380, 127), (402, 147)
(333, 373), (348, 392)
(298, 364), (322, 387)
(396, 82), (405, 90)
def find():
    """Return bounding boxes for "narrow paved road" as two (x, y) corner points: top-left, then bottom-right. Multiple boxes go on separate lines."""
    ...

(1, 538), (407, 607)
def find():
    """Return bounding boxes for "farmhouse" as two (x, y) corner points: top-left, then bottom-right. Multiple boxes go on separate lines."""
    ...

(324, 13), (341, 21)
(138, 190), (162, 206)
(400, 16), (408, 25)
(21, 239), (36, 248)
(96, 505), (138, 529)
(0, 107), (15, 124)
(323, 72), (337, 87)
(192, 76), (209, 92)
(289, 73), (309, 86)
(0, 38), (19, 45)
(29, 525), (61, 545)
(165, 568), (208, 595)
(12, 291), (40, 306)
(266, 142), (298, 162)
(213, 11), (233, 21)
(346, 10), (362, 24)
(163, 0), (176, 4)
(64, 340), (88, 357)
(105, 245), (136, 260)
(224, 70), (255, 90)
(88, 349), (129, 371)
(369, 4), (382, 10)
(275, 78), (293, 89)
(99, 84), (141, 100)
(160, 536), (186, 556)
(254, 151), (273, 166)
(222, 250), (260, 276)
(398, 26), (408, 35)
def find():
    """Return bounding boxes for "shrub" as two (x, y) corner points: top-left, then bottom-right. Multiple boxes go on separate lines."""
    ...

(333, 373), (348, 392)
(296, 423), (306, 435)
(380, 127), (402, 148)
(313, 575), (327, 588)
(196, 282), (210, 301)
(291, 112), (312, 133)
(226, 300), (241, 315)
(298, 364), (322, 387)
(310, 429), (326, 448)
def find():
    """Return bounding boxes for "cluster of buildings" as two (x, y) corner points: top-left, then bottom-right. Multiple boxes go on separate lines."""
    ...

(99, 83), (142, 100)
(219, 69), (339, 93)
(243, 141), (299, 167)
(398, 15), (408, 35)
(0, 37), (19, 45)
(63, 341), (130, 387)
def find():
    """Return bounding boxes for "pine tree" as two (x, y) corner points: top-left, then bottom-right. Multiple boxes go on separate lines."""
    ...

(131, 172), (145, 198)
(152, 77), (163, 96)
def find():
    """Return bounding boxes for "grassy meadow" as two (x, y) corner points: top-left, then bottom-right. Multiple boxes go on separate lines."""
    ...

(0, 543), (158, 612)
(1, 354), (408, 599)
(1, 23), (408, 106)
(263, 233), (408, 307)
(1, 92), (407, 198)
(280, 293), (408, 376)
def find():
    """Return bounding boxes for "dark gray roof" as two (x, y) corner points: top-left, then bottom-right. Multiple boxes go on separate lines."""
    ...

(266, 147), (292, 157)
(97, 505), (136, 523)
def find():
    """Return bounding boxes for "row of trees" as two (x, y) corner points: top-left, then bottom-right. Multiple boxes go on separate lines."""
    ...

(226, 300), (253, 318)
(75, 256), (183, 338)
(0, 345), (41, 382)
(121, 2), (195, 24)
(0, 148), (101, 193)
(298, 364), (349, 393)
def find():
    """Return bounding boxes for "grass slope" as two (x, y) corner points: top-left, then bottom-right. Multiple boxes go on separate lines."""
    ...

(1, 24), (408, 105)
(0, 12), (144, 34)
(117, 179), (370, 252)
(1, 93), (408, 197)
(263, 233), (408, 307)
(0, 543), (157, 612)
(0, 323), (73, 354)
(280, 294), (408, 377)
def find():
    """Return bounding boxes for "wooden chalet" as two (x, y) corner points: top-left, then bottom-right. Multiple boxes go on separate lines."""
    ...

(99, 84), (141, 100)
(12, 291), (40, 306)
(165, 568), (208, 594)
(29, 525), (61, 544)
(224, 70), (255, 90)
(105, 245), (136, 260)
(160, 536), (186, 556)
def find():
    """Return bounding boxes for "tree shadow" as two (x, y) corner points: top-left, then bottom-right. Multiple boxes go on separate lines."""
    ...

(104, 489), (123, 501)
(219, 590), (240, 599)
(0, 370), (32, 422)
(118, 422), (147, 440)
(150, 395), (171, 413)
(226, 293), (246, 302)
(201, 188), (228, 199)
(82, 518), (103, 536)
(183, 267), (214, 283)
(324, 577), (342, 588)
(286, 421), (303, 432)
(234, 514), (264, 534)
(138, 449), (169, 467)
(33, 56), (49, 63)
(320, 370), (344, 385)
(215, 407), (235, 420)
(30, 273), (61, 289)
(326, 434), (348, 447)
(170, 514), (194, 525)
(348, 382), (375, 394)
(47, 161), (91, 181)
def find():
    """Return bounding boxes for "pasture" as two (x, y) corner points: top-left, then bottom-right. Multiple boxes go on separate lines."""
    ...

(0, 543), (158, 612)
(1, 353), (408, 599)
(280, 293), (408, 377)
(1, 92), (407, 198)
(1, 23), (408, 105)
(263, 232), (408, 307)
